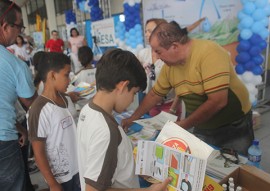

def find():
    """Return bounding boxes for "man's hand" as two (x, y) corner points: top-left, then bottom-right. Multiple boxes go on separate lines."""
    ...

(121, 117), (134, 132)
(147, 177), (172, 191)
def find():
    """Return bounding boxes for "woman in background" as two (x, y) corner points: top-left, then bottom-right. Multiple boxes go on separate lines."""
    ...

(68, 28), (87, 73)
(8, 35), (32, 66)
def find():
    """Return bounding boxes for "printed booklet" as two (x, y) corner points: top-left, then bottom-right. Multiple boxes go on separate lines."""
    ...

(154, 121), (247, 182)
(136, 140), (207, 191)
(129, 112), (177, 146)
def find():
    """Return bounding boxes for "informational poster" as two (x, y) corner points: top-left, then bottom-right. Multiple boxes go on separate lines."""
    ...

(32, 32), (44, 50)
(142, 0), (242, 64)
(91, 18), (117, 47)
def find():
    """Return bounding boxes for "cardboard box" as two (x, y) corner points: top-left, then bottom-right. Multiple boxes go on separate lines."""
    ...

(219, 165), (270, 191)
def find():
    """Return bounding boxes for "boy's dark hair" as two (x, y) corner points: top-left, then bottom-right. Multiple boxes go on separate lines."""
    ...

(35, 52), (70, 83)
(78, 46), (93, 68)
(96, 48), (146, 92)
(70, 27), (79, 37)
(0, 0), (21, 25)
(33, 51), (46, 86)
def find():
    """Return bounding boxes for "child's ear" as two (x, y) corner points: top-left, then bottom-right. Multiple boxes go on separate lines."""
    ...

(116, 80), (129, 93)
(47, 71), (55, 81)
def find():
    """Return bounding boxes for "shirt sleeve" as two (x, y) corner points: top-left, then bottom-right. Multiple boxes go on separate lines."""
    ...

(28, 102), (50, 141)
(84, 125), (118, 190)
(153, 65), (172, 97)
(15, 58), (35, 98)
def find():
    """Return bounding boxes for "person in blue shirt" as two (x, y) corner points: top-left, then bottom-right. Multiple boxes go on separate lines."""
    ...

(0, 1), (37, 190)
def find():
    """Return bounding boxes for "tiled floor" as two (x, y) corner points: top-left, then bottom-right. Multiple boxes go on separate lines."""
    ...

(30, 87), (270, 190)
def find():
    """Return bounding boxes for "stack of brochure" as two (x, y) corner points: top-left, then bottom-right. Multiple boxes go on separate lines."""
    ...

(136, 121), (247, 190)
(128, 112), (177, 146)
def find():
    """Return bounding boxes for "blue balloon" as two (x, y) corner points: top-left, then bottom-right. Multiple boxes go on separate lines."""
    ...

(261, 18), (269, 27)
(237, 40), (251, 52)
(252, 9), (266, 21)
(237, 34), (243, 41)
(252, 55), (264, 65)
(243, 2), (256, 15)
(240, 29), (252, 40)
(259, 29), (269, 39)
(235, 64), (245, 74)
(265, 5), (270, 16)
(240, 16), (254, 28)
(245, 60), (256, 71)
(238, 11), (248, 20)
(235, 52), (251, 63)
(259, 40), (267, 50)
(135, 24), (142, 31)
(249, 34), (263, 45)
(252, 66), (264, 75)
(251, 22), (264, 34)
(255, 0), (268, 8)
(249, 46), (261, 56)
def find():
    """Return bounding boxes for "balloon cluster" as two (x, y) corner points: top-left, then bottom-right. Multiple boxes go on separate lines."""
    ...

(236, 0), (270, 106)
(65, 9), (76, 25)
(65, 10), (77, 39)
(88, 0), (103, 21)
(77, 0), (91, 13)
(115, 0), (144, 55)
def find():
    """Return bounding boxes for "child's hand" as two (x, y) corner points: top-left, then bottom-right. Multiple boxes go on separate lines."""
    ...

(147, 177), (172, 191)
(18, 134), (27, 147)
(50, 182), (63, 191)
(68, 91), (80, 103)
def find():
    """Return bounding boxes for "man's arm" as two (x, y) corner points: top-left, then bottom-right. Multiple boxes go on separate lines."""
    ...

(85, 177), (172, 191)
(19, 91), (38, 109)
(176, 89), (228, 129)
(122, 89), (163, 129)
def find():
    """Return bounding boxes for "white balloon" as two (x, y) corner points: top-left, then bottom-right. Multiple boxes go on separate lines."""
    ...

(249, 93), (257, 104)
(253, 75), (262, 85)
(128, 0), (135, 6)
(242, 71), (254, 83)
(134, 0), (141, 3)
(136, 44), (144, 50)
(246, 83), (258, 95)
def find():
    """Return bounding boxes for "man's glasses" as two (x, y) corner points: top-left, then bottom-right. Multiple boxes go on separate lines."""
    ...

(149, 64), (155, 81)
(9, 23), (26, 33)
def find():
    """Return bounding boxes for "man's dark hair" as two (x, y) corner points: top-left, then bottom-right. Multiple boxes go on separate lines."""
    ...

(51, 30), (58, 34)
(78, 46), (93, 68)
(95, 48), (146, 92)
(150, 22), (190, 49)
(0, 0), (21, 25)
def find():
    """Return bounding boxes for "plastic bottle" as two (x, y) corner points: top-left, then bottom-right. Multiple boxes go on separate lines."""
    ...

(247, 140), (262, 168)
(222, 183), (227, 191)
